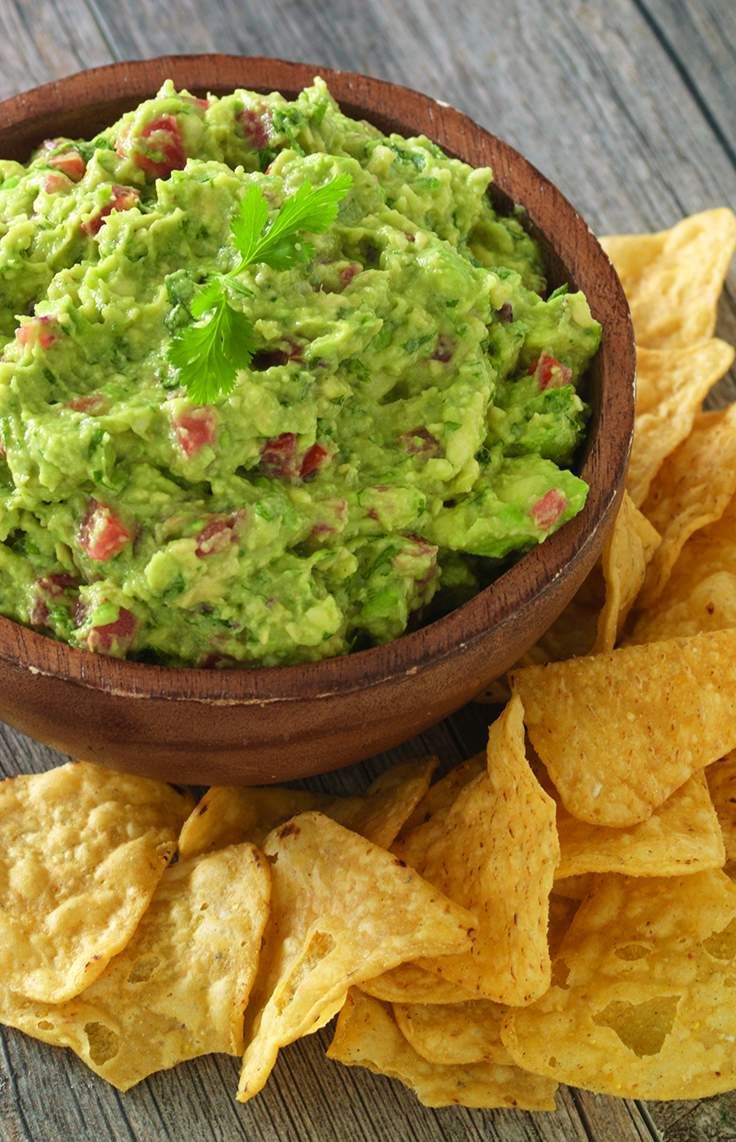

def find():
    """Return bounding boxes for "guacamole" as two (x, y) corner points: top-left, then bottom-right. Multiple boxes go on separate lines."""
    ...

(0, 79), (600, 665)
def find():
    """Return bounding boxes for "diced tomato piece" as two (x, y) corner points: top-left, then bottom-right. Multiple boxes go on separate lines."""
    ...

(393, 535), (439, 585)
(132, 114), (187, 178)
(195, 511), (244, 558)
(183, 94), (209, 110)
(29, 573), (79, 627)
(531, 489), (568, 530)
(310, 498), (348, 539)
(66, 393), (107, 414)
(78, 500), (132, 562)
(172, 406), (217, 457)
(300, 442), (329, 481)
(400, 426), (441, 456)
(260, 433), (298, 479)
(82, 184), (140, 236)
(431, 334), (454, 362)
(531, 353), (573, 391)
(339, 263), (361, 289)
(41, 172), (70, 194)
(48, 150), (85, 181)
(87, 607), (137, 655)
(241, 107), (271, 150)
(16, 316), (57, 350)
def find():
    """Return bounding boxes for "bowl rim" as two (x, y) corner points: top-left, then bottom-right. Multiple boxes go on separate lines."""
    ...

(0, 53), (635, 702)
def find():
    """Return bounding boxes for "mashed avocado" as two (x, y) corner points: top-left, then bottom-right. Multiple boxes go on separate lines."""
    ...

(0, 79), (600, 665)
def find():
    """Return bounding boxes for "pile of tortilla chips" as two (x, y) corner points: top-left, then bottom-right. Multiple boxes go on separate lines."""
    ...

(1, 208), (735, 1113)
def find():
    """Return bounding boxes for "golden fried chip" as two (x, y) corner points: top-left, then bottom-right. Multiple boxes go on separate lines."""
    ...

(360, 963), (478, 1005)
(0, 761), (192, 1004)
(513, 631), (736, 826)
(328, 990), (557, 1110)
(393, 999), (511, 1066)
(398, 754), (484, 837)
(179, 786), (327, 857)
(601, 208), (736, 349)
(179, 759), (436, 859)
(628, 341), (735, 506)
(639, 406), (736, 605)
(707, 752), (736, 861)
(325, 758), (437, 849)
(502, 870), (736, 1099)
(628, 494), (736, 644)
(594, 492), (660, 651)
(397, 696), (559, 1004)
(556, 773), (724, 878)
(0, 844), (270, 1090)
(237, 812), (474, 1102)
(548, 894), (580, 955)
(552, 875), (595, 902)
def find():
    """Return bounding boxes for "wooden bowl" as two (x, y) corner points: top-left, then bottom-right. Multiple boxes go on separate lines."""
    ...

(0, 56), (634, 784)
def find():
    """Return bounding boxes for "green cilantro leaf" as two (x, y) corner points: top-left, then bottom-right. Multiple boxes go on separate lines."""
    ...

(168, 295), (256, 404)
(233, 172), (353, 269)
(168, 172), (352, 403)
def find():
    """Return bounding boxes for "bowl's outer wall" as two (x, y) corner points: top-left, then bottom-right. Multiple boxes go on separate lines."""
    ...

(0, 56), (635, 783)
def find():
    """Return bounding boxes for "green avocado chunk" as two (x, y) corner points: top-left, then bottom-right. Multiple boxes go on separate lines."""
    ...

(0, 77), (600, 665)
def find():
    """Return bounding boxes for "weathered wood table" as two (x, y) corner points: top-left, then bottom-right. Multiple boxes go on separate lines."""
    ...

(0, 2), (734, 1139)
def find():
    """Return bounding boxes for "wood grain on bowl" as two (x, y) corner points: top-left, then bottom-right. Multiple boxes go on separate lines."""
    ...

(0, 56), (634, 784)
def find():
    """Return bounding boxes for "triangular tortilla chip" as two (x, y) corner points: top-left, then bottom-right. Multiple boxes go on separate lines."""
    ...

(393, 999), (512, 1066)
(594, 491), (659, 651)
(396, 696), (559, 1004)
(601, 209), (736, 349)
(513, 631), (736, 826)
(0, 844), (270, 1090)
(179, 758), (436, 857)
(237, 812), (474, 1102)
(628, 341), (734, 506)
(0, 761), (192, 1003)
(556, 772), (725, 878)
(503, 870), (736, 1099)
(328, 989), (557, 1109)
(640, 406), (736, 605)
(628, 494), (736, 644)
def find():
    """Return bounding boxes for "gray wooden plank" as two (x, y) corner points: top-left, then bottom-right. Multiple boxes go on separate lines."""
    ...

(0, 0), (733, 1139)
(636, 0), (736, 163)
(0, 0), (110, 100)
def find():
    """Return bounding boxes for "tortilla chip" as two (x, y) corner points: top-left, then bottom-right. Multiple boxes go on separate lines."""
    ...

(328, 989), (557, 1110)
(179, 759), (436, 859)
(325, 759), (437, 849)
(548, 894), (580, 955)
(628, 494), (736, 644)
(513, 631), (736, 826)
(639, 406), (736, 605)
(396, 696), (559, 1004)
(594, 492), (660, 651)
(706, 752), (736, 861)
(553, 875), (596, 902)
(0, 844), (270, 1090)
(502, 870), (736, 1099)
(556, 773), (725, 878)
(236, 812), (474, 1102)
(398, 754), (484, 837)
(179, 786), (327, 857)
(360, 963), (479, 1005)
(628, 341), (735, 506)
(601, 208), (736, 349)
(393, 999), (512, 1066)
(0, 761), (192, 1004)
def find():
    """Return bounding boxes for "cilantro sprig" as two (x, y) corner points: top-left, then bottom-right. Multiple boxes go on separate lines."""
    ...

(168, 172), (353, 403)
